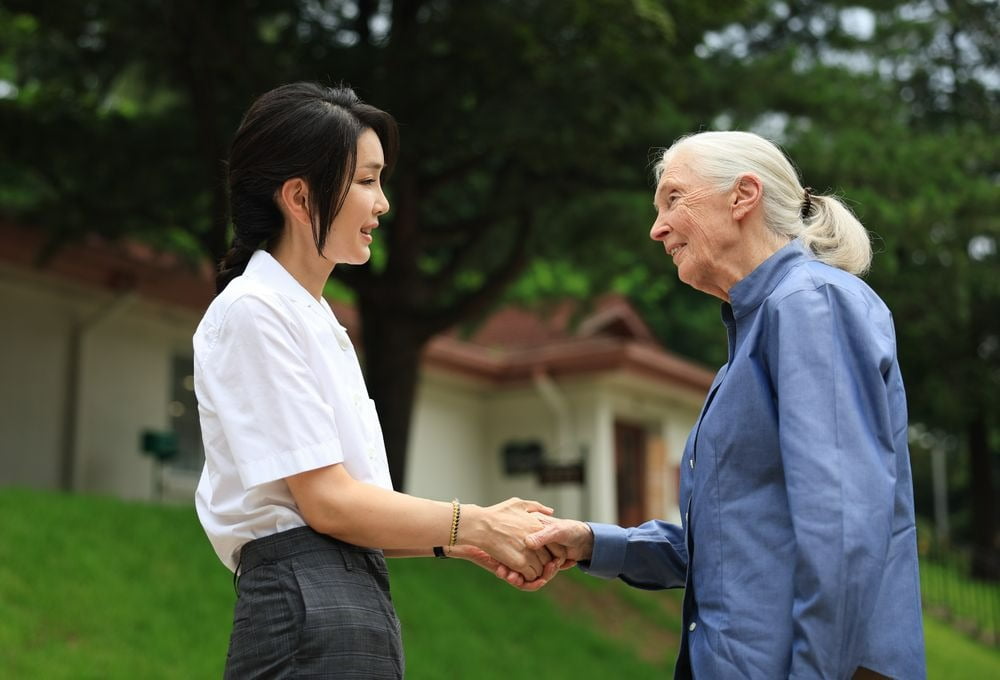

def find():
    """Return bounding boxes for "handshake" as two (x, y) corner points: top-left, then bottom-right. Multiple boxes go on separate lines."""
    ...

(448, 497), (595, 591)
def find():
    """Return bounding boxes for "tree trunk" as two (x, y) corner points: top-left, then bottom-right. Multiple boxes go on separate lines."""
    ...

(358, 300), (425, 491)
(968, 414), (998, 580)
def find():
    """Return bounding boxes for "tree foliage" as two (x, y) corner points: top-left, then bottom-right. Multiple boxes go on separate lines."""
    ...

(530, 0), (1000, 575)
(0, 1), (996, 573)
(701, 0), (999, 577)
(0, 0), (760, 487)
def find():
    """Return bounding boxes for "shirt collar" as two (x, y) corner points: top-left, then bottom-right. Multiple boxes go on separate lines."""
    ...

(727, 239), (812, 320)
(244, 249), (321, 309)
(244, 250), (353, 350)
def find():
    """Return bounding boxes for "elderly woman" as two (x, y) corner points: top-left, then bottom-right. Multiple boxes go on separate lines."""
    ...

(518, 131), (926, 679)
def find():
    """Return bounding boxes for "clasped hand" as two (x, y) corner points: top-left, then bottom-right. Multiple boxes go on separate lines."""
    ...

(454, 500), (594, 591)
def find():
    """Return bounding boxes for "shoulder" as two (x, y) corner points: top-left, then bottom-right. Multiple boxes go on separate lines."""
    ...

(763, 261), (895, 340)
(194, 278), (297, 355)
(772, 260), (888, 314)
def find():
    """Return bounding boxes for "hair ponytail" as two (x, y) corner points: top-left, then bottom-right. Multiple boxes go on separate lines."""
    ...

(216, 240), (257, 294)
(801, 194), (872, 276)
(215, 188), (285, 293)
(215, 82), (399, 294)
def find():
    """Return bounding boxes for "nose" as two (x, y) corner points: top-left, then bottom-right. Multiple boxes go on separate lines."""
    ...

(649, 214), (669, 242)
(374, 186), (390, 217)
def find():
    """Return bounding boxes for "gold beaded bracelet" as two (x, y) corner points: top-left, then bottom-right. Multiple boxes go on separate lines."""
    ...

(448, 498), (461, 547)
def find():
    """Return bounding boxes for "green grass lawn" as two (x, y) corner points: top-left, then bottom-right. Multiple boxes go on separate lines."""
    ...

(921, 556), (1000, 643)
(1, 488), (997, 678)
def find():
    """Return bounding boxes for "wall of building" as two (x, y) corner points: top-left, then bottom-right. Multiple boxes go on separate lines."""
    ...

(480, 379), (594, 520)
(407, 368), (708, 528)
(0, 264), (202, 501)
(406, 371), (490, 503)
(0, 265), (77, 488)
(74, 301), (199, 500)
(2, 260), (710, 535)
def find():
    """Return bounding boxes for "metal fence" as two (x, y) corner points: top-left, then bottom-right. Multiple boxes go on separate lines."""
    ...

(920, 548), (1000, 647)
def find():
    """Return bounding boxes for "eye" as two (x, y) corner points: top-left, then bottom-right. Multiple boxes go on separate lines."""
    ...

(359, 178), (377, 185)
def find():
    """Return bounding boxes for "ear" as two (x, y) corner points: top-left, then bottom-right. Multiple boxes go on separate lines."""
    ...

(276, 178), (312, 227)
(731, 173), (763, 221)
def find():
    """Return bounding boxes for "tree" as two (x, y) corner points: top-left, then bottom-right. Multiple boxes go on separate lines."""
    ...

(536, 0), (1000, 577)
(0, 0), (758, 488)
(751, 0), (998, 580)
(6, 2), (993, 578)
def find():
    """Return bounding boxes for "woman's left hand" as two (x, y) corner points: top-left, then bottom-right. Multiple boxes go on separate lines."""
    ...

(448, 544), (561, 591)
(447, 544), (503, 571)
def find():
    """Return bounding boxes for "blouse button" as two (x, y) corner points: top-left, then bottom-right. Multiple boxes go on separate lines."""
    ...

(333, 326), (350, 351)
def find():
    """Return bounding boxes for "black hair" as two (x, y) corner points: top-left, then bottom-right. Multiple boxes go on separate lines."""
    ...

(216, 82), (399, 293)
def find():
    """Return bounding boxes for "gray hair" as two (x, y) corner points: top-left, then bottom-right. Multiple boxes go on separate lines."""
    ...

(654, 131), (872, 275)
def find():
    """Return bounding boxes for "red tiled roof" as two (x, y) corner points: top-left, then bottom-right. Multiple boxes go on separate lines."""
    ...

(0, 221), (215, 312)
(1, 222), (713, 391)
(465, 293), (658, 348)
(424, 323), (714, 391)
(422, 294), (713, 390)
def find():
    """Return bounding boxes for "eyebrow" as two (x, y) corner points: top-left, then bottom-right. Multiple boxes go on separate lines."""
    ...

(357, 162), (384, 171)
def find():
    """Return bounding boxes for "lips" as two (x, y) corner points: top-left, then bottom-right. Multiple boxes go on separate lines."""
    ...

(667, 244), (686, 258)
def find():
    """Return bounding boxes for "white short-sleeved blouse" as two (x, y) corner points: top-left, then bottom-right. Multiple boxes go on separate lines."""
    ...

(194, 250), (393, 571)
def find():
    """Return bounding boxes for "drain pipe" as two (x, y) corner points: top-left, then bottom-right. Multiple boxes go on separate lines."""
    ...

(60, 291), (138, 490)
(532, 368), (573, 460)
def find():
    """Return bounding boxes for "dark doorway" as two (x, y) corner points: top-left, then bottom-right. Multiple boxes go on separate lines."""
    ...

(615, 421), (647, 527)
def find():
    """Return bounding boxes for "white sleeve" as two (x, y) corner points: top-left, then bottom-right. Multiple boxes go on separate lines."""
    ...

(201, 294), (344, 488)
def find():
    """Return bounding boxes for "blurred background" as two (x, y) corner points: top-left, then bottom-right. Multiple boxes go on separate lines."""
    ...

(0, 0), (997, 677)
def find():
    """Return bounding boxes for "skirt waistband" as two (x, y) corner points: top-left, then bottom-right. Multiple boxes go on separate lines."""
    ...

(237, 525), (383, 573)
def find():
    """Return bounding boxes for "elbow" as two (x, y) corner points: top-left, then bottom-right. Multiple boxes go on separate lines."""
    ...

(297, 492), (357, 539)
(286, 464), (357, 539)
(298, 498), (340, 537)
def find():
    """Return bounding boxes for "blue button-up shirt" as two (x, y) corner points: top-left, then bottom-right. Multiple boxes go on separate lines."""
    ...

(584, 240), (926, 679)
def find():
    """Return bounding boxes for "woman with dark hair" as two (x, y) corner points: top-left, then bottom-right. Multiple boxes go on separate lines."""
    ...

(194, 82), (556, 678)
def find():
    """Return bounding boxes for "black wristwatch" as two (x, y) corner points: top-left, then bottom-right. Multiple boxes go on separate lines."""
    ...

(433, 546), (449, 559)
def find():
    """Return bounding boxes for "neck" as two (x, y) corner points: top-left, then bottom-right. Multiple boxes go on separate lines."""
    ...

(270, 236), (335, 300)
(717, 228), (790, 302)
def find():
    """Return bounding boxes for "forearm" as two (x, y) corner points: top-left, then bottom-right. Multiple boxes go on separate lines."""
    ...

(287, 464), (482, 549)
(286, 463), (553, 580)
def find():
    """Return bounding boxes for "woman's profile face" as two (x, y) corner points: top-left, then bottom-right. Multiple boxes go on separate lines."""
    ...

(648, 151), (741, 301)
(324, 128), (390, 266)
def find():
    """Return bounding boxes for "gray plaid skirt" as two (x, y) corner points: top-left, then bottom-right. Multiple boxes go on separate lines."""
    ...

(224, 526), (404, 679)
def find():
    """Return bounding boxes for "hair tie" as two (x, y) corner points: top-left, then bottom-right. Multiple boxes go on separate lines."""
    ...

(801, 186), (814, 219)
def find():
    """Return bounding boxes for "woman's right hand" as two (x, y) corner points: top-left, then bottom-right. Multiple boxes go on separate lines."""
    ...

(460, 497), (555, 581)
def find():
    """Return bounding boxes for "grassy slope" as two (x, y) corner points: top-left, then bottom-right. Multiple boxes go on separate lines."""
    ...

(0, 489), (233, 678)
(0, 489), (666, 678)
(1, 488), (996, 679)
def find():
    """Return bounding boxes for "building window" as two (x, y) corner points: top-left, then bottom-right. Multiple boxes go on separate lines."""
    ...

(168, 355), (204, 471)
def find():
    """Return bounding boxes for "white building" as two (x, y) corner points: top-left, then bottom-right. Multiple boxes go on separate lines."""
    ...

(0, 222), (712, 526)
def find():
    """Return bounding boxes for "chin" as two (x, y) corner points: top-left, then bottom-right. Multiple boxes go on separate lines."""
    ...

(678, 273), (705, 295)
(349, 249), (371, 265)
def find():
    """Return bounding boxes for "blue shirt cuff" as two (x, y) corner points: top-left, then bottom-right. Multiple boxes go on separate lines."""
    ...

(579, 522), (628, 579)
